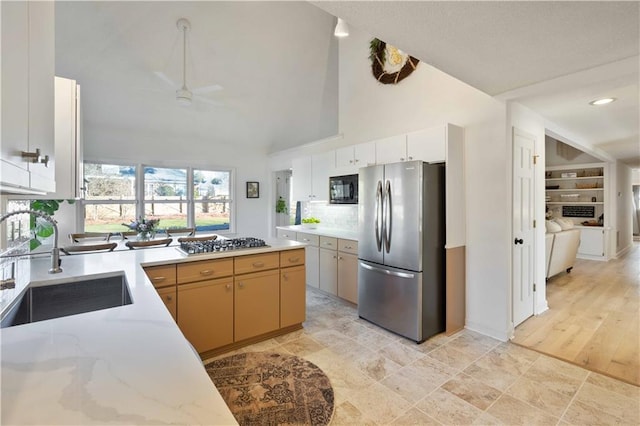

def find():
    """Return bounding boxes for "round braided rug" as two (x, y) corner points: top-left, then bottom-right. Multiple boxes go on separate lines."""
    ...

(205, 352), (334, 426)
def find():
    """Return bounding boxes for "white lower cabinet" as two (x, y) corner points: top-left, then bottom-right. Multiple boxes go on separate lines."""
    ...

(296, 232), (320, 288)
(337, 252), (358, 304)
(319, 248), (338, 295)
(577, 226), (607, 259)
(276, 228), (358, 303)
(305, 246), (320, 288)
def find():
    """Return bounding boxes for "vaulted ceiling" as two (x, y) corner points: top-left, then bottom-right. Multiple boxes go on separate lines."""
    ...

(56, 1), (639, 166)
(313, 1), (639, 167)
(55, 1), (339, 154)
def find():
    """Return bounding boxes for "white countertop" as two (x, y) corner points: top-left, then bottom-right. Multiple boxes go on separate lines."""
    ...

(276, 225), (358, 241)
(0, 238), (304, 425)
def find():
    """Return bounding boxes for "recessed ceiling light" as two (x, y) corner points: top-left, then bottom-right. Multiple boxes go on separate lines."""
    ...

(589, 97), (616, 106)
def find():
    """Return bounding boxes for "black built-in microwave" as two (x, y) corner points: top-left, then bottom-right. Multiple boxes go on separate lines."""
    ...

(329, 174), (358, 204)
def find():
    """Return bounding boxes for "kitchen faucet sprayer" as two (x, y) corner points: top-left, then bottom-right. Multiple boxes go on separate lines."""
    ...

(0, 209), (62, 273)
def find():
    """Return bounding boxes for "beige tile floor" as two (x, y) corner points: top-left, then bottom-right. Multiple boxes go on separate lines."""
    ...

(206, 288), (640, 425)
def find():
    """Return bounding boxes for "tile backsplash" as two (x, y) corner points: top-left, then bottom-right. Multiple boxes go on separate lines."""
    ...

(301, 202), (358, 230)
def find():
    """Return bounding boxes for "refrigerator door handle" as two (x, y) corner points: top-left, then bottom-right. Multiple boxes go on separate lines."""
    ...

(375, 180), (383, 251)
(359, 261), (415, 279)
(384, 179), (392, 253)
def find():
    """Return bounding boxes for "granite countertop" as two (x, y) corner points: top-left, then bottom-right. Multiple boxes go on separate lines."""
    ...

(276, 225), (358, 241)
(0, 238), (304, 425)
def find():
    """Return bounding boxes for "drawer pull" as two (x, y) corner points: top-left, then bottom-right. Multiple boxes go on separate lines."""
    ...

(166, 295), (173, 301)
(200, 270), (213, 276)
(344, 246), (353, 249)
(283, 273), (288, 280)
(226, 284), (231, 290)
(152, 276), (166, 281)
(252, 261), (265, 268)
(302, 238), (310, 242)
(288, 257), (300, 263)
(238, 282), (245, 289)
(323, 242), (333, 246)
(338, 256), (343, 260)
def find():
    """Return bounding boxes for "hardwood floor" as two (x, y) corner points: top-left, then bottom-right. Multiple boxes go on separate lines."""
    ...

(512, 242), (639, 386)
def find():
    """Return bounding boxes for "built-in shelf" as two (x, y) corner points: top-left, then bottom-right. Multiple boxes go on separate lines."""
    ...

(545, 162), (608, 260)
(545, 188), (603, 192)
(546, 202), (604, 205)
(545, 176), (603, 181)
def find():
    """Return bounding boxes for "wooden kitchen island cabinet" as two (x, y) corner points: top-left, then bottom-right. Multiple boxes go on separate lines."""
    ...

(234, 269), (280, 341)
(143, 246), (306, 359)
(178, 278), (234, 354)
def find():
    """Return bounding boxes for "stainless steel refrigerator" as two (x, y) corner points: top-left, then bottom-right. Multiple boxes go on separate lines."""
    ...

(358, 160), (445, 342)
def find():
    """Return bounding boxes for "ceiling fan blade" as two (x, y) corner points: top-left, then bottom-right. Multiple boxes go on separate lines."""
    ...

(192, 84), (223, 95)
(153, 71), (176, 87)
(195, 96), (224, 107)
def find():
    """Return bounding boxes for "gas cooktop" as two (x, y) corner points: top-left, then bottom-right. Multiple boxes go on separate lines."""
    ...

(178, 237), (269, 255)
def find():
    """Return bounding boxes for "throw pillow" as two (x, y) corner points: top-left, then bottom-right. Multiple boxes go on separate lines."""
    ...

(554, 218), (574, 230)
(546, 220), (562, 233)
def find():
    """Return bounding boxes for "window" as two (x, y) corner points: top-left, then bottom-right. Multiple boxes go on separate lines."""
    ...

(193, 169), (231, 231)
(81, 163), (233, 233)
(83, 162), (137, 232)
(143, 166), (188, 229)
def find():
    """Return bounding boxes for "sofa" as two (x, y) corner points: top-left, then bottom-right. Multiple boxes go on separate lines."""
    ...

(545, 220), (581, 280)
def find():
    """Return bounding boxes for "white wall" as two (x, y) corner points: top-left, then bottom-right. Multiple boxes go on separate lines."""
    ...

(507, 102), (548, 322)
(545, 136), (599, 165)
(615, 161), (634, 255)
(83, 125), (272, 239)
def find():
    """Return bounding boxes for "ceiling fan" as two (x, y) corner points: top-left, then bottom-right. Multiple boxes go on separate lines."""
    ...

(154, 18), (223, 107)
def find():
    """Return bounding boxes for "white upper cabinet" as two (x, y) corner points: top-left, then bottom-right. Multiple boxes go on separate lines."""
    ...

(310, 151), (334, 200)
(1, 1), (30, 190)
(48, 77), (84, 199)
(407, 125), (446, 163)
(1, 1), (55, 194)
(336, 141), (376, 173)
(374, 134), (407, 164)
(291, 151), (335, 202)
(291, 156), (312, 202)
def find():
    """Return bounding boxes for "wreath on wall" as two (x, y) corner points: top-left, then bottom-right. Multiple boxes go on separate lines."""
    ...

(369, 38), (419, 84)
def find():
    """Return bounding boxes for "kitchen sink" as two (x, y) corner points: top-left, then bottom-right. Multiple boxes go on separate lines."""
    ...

(1, 274), (132, 328)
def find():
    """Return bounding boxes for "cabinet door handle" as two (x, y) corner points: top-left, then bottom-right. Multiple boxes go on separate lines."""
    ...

(333, 255), (337, 259)
(166, 295), (173, 301)
(283, 273), (288, 280)
(200, 270), (213, 276)
(288, 257), (300, 262)
(226, 284), (231, 290)
(349, 160), (353, 164)
(252, 261), (264, 268)
(302, 238), (310, 242)
(338, 256), (343, 260)
(238, 282), (244, 289)
(153, 276), (166, 282)
(408, 156), (413, 160)
(400, 157), (405, 161)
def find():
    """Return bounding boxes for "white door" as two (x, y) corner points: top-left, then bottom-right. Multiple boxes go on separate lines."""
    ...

(512, 128), (536, 326)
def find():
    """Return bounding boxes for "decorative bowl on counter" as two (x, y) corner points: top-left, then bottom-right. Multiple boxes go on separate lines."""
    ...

(301, 217), (320, 229)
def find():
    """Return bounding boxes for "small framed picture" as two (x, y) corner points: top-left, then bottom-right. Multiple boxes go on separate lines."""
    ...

(246, 181), (259, 198)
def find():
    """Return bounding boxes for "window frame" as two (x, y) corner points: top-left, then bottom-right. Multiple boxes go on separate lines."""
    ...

(80, 161), (235, 235)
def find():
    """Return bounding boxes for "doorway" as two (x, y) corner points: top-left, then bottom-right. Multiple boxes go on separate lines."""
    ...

(274, 170), (292, 228)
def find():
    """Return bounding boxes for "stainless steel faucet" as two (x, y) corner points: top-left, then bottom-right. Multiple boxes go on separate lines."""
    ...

(0, 209), (62, 274)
